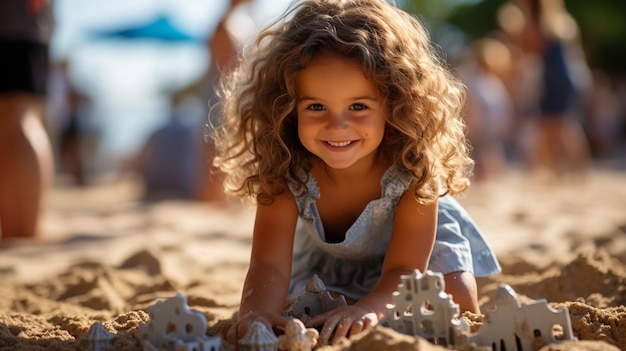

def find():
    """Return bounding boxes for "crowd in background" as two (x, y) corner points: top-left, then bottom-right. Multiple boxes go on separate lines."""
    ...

(1, 0), (625, 242)
(458, 0), (623, 181)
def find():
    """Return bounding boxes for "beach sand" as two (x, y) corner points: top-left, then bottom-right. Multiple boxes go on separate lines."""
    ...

(1, 168), (625, 350)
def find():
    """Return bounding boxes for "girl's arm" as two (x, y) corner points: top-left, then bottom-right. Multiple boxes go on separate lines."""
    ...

(308, 191), (438, 344)
(360, 191), (438, 312)
(227, 191), (299, 343)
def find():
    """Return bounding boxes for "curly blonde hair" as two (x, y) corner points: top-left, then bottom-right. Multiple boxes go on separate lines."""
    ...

(214, 0), (473, 205)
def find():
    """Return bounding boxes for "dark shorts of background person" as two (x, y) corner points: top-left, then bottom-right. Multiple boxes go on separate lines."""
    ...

(0, 39), (48, 95)
(539, 40), (577, 119)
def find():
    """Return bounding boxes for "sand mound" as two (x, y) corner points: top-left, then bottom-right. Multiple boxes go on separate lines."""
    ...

(1, 246), (624, 350)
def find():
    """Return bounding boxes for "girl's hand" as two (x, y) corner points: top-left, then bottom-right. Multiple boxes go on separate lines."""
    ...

(226, 311), (288, 346)
(306, 305), (378, 345)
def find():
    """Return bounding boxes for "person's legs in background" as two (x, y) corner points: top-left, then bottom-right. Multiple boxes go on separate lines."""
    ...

(560, 118), (591, 179)
(0, 93), (54, 240)
(0, 1), (56, 242)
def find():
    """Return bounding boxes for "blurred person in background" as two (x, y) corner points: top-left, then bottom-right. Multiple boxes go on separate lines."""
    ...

(137, 88), (204, 202)
(518, 0), (593, 181)
(195, 0), (252, 204)
(459, 37), (515, 180)
(587, 69), (624, 158)
(494, 1), (542, 168)
(0, 0), (54, 242)
(136, 0), (253, 204)
(47, 59), (99, 187)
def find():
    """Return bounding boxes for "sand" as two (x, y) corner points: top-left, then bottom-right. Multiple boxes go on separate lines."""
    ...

(1, 168), (625, 351)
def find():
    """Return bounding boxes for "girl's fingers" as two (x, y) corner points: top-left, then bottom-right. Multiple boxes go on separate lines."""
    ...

(268, 314), (290, 328)
(348, 319), (365, 337)
(309, 309), (376, 344)
(226, 324), (239, 346)
(320, 317), (366, 344)
(333, 318), (353, 341)
(318, 316), (340, 345)
(306, 311), (329, 328)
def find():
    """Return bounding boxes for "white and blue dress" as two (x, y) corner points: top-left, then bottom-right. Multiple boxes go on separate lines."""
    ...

(288, 167), (501, 301)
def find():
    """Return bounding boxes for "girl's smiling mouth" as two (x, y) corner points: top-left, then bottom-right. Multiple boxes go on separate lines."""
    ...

(325, 140), (354, 147)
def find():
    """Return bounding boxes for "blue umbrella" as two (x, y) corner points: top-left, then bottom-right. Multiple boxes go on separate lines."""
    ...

(91, 15), (201, 42)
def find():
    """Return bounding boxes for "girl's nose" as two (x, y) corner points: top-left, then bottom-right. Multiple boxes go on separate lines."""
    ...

(327, 111), (348, 130)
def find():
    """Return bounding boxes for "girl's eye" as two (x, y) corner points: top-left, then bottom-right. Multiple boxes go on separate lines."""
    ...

(350, 103), (368, 111)
(306, 103), (325, 111)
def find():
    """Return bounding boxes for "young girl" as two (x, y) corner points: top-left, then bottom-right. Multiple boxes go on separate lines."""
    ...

(213, 0), (501, 345)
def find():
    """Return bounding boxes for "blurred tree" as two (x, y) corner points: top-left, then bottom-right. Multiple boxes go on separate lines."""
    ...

(402, 0), (626, 74)
(565, 1), (626, 74)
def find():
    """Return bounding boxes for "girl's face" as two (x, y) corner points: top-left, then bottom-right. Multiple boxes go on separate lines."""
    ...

(295, 55), (386, 170)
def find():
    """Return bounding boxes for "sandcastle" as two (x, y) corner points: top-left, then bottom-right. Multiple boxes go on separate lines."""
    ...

(382, 270), (471, 345)
(137, 271), (576, 351)
(383, 270), (577, 350)
(79, 322), (115, 351)
(277, 318), (319, 351)
(134, 292), (319, 351)
(136, 292), (222, 351)
(283, 274), (347, 322)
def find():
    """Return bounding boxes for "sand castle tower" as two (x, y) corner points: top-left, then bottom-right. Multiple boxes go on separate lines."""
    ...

(383, 270), (469, 346)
